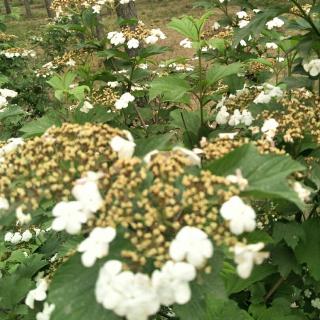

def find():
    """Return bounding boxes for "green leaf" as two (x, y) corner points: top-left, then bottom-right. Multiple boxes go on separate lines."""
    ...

(273, 222), (306, 249)
(149, 75), (191, 103)
(206, 63), (243, 86)
(134, 132), (175, 156)
(204, 144), (305, 209)
(295, 218), (320, 281)
(0, 276), (33, 308)
(206, 298), (253, 320)
(20, 115), (61, 137)
(233, 5), (290, 46)
(224, 264), (277, 295)
(69, 85), (90, 101)
(0, 105), (25, 121)
(168, 16), (199, 41)
(271, 245), (301, 277)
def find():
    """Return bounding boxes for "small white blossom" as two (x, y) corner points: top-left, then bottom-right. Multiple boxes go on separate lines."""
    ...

(4, 232), (14, 242)
(169, 226), (213, 268)
(216, 105), (230, 125)
(11, 232), (23, 244)
(180, 38), (192, 49)
(241, 110), (254, 126)
(72, 172), (103, 213)
(311, 298), (320, 310)
(152, 261), (196, 306)
(16, 207), (32, 225)
(261, 118), (279, 141)
(95, 260), (160, 320)
(293, 182), (311, 203)
(266, 17), (284, 30)
(78, 227), (116, 267)
(107, 31), (126, 46)
(80, 101), (94, 113)
(266, 42), (278, 49)
(36, 303), (55, 320)
(107, 81), (120, 88)
(0, 197), (9, 210)
(220, 196), (256, 235)
(127, 38), (139, 49)
(0, 88), (18, 98)
(238, 20), (250, 28)
(226, 169), (248, 190)
(25, 277), (49, 309)
(110, 131), (136, 159)
(22, 230), (33, 242)
(114, 92), (135, 110)
(228, 109), (242, 126)
(232, 242), (269, 278)
(236, 11), (247, 19)
(303, 59), (320, 77)
(51, 201), (89, 235)
(218, 132), (238, 139)
(173, 147), (201, 167)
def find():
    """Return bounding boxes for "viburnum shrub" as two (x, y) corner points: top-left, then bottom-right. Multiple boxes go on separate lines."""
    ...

(1, 0), (320, 319)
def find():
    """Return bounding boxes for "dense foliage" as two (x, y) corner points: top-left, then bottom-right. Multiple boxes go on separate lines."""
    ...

(1, 0), (320, 319)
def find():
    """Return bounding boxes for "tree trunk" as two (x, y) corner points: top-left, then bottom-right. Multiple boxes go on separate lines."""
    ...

(115, 0), (138, 21)
(44, 0), (54, 18)
(3, 0), (11, 14)
(23, 0), (32, 18)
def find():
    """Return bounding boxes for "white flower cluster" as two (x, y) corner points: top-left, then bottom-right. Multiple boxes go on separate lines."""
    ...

(0, 88), (18, 112)
(115, 92), (135, 109)
(51, 172), (103, 234)
(216, 106), (254, 126)
(35, 61), (57, 78)
(107, 28), (166, 48)
(266, 17), (284, 30)
(253, 83), (283, 104)
(220, 196), (256, 235)
(232, 242), (269, 278)
(110, 130), (136, 159)
(4, 229), (33, 244)
(95, 226), (213, 320)
(0, 49), (36, 59)
(303, 59), (320, 77)
(78, 227), (116, 267)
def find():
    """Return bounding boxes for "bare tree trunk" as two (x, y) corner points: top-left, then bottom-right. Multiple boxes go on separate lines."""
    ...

(115, 0), (137, 21)
(23, 0), (32, 18)
(44, 0), (54, 18)
(3, 0), (11, 14)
